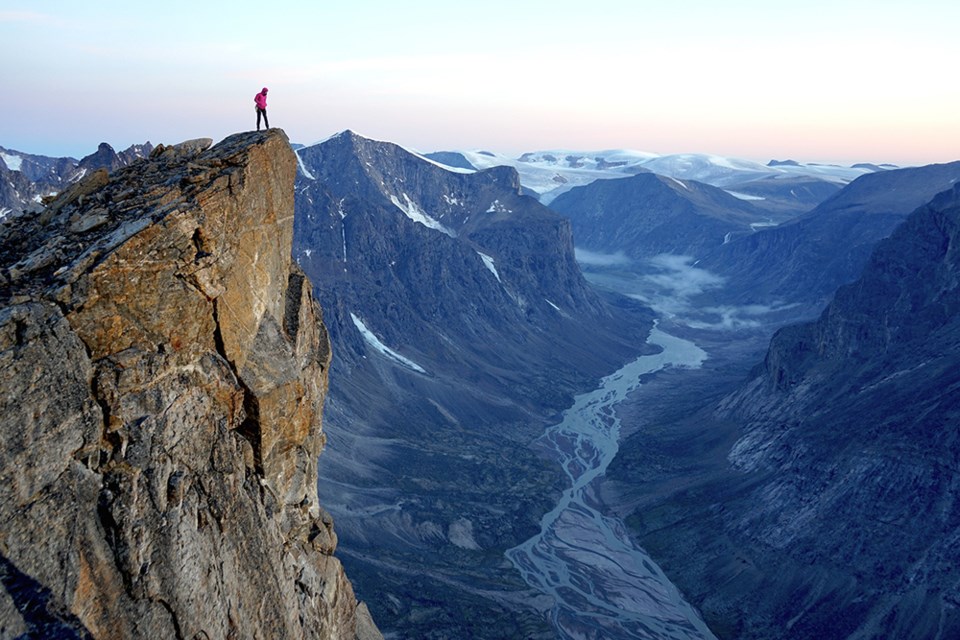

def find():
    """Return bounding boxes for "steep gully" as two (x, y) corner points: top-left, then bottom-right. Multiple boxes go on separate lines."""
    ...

(507, 322), (716, 640)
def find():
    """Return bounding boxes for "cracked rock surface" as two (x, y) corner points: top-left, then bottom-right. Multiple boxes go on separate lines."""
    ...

(0, 130), (380, 639)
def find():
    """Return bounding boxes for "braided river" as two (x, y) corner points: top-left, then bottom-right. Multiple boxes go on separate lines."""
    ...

(506, 323), (717, 640)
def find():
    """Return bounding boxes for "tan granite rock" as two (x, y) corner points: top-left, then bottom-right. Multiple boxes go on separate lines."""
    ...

(0, 130), (381, 640)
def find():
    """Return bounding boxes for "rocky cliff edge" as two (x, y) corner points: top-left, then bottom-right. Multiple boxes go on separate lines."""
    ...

(0, 130), (380, 639)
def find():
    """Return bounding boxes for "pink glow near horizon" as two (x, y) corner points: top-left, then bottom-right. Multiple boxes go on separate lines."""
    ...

(1, 1), (958, 166)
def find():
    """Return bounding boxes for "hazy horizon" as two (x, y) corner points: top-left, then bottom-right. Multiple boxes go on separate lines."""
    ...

(3, 1), (958, 166)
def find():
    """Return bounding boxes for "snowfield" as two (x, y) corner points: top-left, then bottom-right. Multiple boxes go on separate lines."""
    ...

(432, 147), (879, 204)
(350, 313), (427, 374)
(1, 152), (23, 171)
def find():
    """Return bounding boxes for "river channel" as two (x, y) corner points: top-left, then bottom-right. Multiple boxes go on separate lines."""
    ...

(506, 323), (717, 640)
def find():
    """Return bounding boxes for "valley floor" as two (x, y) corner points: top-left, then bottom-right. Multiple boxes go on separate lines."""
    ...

(601, 325), (768, 638)
(598, 318), (956, 640)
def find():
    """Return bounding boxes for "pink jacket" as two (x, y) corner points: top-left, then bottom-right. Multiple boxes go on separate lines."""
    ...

(254, 88), (268, 110)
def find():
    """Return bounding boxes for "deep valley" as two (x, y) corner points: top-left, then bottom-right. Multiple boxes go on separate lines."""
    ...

(3, 131), (959, 640)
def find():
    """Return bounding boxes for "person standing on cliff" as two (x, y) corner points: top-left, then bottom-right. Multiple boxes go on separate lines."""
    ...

(254, 87), (269, 131)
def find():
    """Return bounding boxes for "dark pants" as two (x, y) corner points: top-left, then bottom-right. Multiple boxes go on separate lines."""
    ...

(257, 108), (269, 130)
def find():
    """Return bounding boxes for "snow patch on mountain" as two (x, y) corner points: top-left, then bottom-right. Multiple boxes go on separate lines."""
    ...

(1, 152), (23, 171)
(486, 199), (511, 213)
(294, 149), (316, 180)
(336, 199), (348, 261)
(477, 251), (501, 282)
(726, 190), (766, 201)
(351, 313), (427, 374)
(390, 193), (455, 237)
(409, 150), (475, 175)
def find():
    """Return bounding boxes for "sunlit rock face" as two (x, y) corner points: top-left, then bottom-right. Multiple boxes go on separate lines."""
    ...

(0, 130), (380, 640)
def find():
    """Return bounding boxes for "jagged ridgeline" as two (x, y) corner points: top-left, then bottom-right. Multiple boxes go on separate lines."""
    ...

(0, 131), (380, 639)
(1, 142), (154, 219)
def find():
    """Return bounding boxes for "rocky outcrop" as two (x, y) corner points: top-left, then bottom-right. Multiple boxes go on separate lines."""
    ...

(0, 131), (379, 639)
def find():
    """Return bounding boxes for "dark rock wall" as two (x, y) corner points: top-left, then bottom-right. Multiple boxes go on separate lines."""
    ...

(713, 184), (960, 638)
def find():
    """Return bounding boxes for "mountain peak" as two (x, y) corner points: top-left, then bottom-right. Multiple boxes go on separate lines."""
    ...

(550, 170), (767, 258)
(314, 129), (384, 149)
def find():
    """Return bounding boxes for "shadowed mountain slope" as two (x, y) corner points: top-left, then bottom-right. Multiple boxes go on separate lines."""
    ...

(293, 130), (653, 638)
(610, 183), (960, 639)
(698, 161), (960, 308)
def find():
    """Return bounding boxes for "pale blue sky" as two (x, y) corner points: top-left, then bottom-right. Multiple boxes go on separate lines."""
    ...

(2, 1), (957, 164)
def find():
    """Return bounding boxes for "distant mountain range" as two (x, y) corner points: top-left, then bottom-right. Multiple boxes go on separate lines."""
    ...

(426, 147), (888, 215)
(548, 172), (771, 259)
(542, 156), (960, 321)
(0, 138), (887, 223)
(0, 142), (152, 218)
(698, 161), (960, 308)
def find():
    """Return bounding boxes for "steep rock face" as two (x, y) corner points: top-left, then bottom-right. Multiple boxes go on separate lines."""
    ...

(711, 183), (960, 638)
(606, 183), (960, 640)
(0, 131), (378, 639)
(294, 131), (641, 403)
